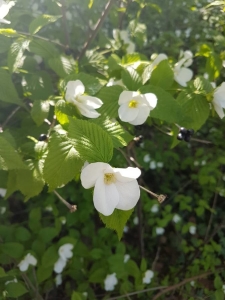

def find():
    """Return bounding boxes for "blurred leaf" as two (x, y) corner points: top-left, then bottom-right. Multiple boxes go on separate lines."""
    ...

(2, 242), (24, 258)
(8, 38), (30, 73)
(29, 14), (61, 35)
(0, 267), (6, 277)
(0, 69), (22, 105)
(149, 60), (174, 89)
(5, 282), (28, 298)
(38, 227), (58, 243)
(29, 39), (59, 59)
(31, 100), (50, 126)
(15, 227), (31, 242)
(48, 55), (77, 77)
(122, 67), (143, 90)
(89, 268), (106, 283)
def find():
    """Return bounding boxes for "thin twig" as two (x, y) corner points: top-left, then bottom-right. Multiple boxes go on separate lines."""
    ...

(167, 180), (192, 202)
(204, 190), (219, 242)
(152, 247), (161, 271)
(0, 106), (21, 131)
(53, 190), (77, 212)
(77, 0), (116, 61)
(17, 31), (66, 49)
(139, 185), (167, 203)
(61, 0), (70, 47)
(191, 137), (212, 144)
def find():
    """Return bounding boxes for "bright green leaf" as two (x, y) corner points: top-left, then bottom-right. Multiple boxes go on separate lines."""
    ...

(29, 14), (61, 35)
(149, 60), (174, 89)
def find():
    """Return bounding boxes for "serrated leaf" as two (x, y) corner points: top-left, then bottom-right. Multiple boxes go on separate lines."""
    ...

(149, 60), (174, 89)
(194, 76), (214, 93)
(0, 69), (22, 105)
(139, 85), (186, 124)
(5, 282), (28, 298)
(2, 242), (24, 258)
(55, 99), (79, 125)
(0, 136), (26, 170)
(177, 91), (210, 130)
(122, 67), (142, 90)
(31, 100), (50, 126)
(68, 119), (113, 163)
(8, 38), (30, 73)
(90, 117), (133, 148)
(29, 39), (59, 59)
(48, 55), (77, 77)
(97, 85), (124, 119)
(29, 14), (61, 35)
(43, 133), (83, 190)
(121, 53), (145, 65)
(99, 209), (133, 240)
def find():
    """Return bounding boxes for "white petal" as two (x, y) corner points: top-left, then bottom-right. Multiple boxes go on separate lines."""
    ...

(152, 53), (168, 67)
(55, 274), (62, 286)
(174, 67), (193, 87)
(214, 83), (225, 107)
(129, 105), (150, 125)
(76, 102), (100, 118)
(54, 257), (67, 274)
(126, 42), (135, 54)
(143, 270), (154, 284)
(104, 273), (118, 291)
(0, 2), (10, 19)
(115, 180), (140, 210)
(118, 91), (139, 105)
(93, 177), (119, 216)
(79, 95), (103, 109)
(124, 254), (130, 263)
(118, 103), (139, 122)
(59, 244), (73, 260)
(213, 99), (225, 119)
(65, 80), (85, 101)
(0, 188), (6, 197)
(0, 18), (10, 23)
(114, 167), (141, 182)
(143, 93), (158, 109)
(18, 259), (29, 272)
(81, 162), (109, 189)
(26, 254), (37, 266)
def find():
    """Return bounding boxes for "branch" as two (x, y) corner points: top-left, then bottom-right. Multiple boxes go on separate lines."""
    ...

(53, 190), (77, 212)
(0, 106), (21, 131)
(77, 0), (116, 61)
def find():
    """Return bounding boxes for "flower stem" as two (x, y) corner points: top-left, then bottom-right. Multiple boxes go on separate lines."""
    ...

(53, 190), (77, 212)
(139, 185), (167, 203)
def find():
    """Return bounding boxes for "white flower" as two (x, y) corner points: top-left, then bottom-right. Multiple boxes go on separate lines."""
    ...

(104, 273), (118, 291)
(0, 0), (15, 24)
(55, 274), (62, 286)
(18, 253), (37, 272)
(124, 254), (130, 263)
(65, 80), (103, 118)
(212, 82), (225, 119)
(5, 278), (17, 285)
(113, 29), (135, 54)
(189, 225), (196, 235)
(81, 162), (141, 216)
(172, 214), (181, 223)
(157, 162), (163, 168)
(118, 91), (157, 125)
(54, 244), (74, 274)
(133, 216), (139, 225)
(174, 51), (193, 87)
(0, 207), (6, 214)
(151, 204), (159, 213)
(156, 227), (165, 235)
(149, 161), (157, 170)
(143, 154), (151, 163)
(151, 53), (168, 68)
(0, 188), (6, 197)
(142, 270), (154, 284)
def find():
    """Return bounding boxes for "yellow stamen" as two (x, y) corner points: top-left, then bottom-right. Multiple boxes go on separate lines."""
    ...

(104, 173), (116, 185)
(128, 100), (138, 108)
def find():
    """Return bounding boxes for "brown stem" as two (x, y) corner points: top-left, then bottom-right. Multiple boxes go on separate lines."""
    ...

(139, 185), (167, 203)
(77, 0), (116, 61)
(53, 190), (77, 212)
(152, 247), (161, 271)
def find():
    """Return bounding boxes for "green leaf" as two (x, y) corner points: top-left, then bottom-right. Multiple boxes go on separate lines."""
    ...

(29, 39), (59, 59)
(41, 245), (58, 268)
(5, 282), (28, 298)
(194, 77), (214, 93)
(8, 38), (30, 73)
(48, 55), (77, 77)
(149, 60), (174, 89)
(31, 100), (50, 126)
(89, 268), (106, 283)
(29, 14), (61, 35)
(43, 133), (83, 190)
(14, 227), (31, 242)
(1, 242), (24, 258)
(122, 67), (142, 90)
(214, 276), (223, 289)
(55, 99), (80, 125)
(139, 85), (186, 124)
(37, 265), (52, 283)
(38, 227), (58, 243)
(0, 35), (11, 53)
(0, 267), (6, 277)
(97, 86), (124, 119)
(121, 53), (145, 65)
(0, 136), (26, 170)
(68, 119), (113, 163)
(99, 209), (133, 240)
(0, 69), (22, 105)
(177, 91), (210, 130)
(215, 290), (224, 300)
(125, 259), (140, 279)
(71, 291), (85, 300)
(90, 117), (133, 148)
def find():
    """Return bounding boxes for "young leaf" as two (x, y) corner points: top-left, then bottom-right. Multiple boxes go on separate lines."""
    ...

(43, 133), (83, 190)
(149, 60), (174, 89)
(5, 282), (28, 298)
(48, 55), (77, 78)
(68, 119), (114, 163)
(31, 100), (50, 126)
(29, 14), (61, 35)
(55, 100), (80, 125)
(0, 69), (22, 105)
(8, 38), (30, 73)
(99, 209), (133, 240)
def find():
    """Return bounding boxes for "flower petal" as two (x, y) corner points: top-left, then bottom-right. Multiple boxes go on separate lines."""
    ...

(93, 177), (119, 216)
(76, 102), (101, 118)
(214, 82), (225, 107)
(18, 260), (29, 272)
(213, 99), (225, 119)
(118, 91), (139, 105)
(79, 95), (103, 109)
(59, 244), (74, 260)
(174, 67), (193, 87)
(114, 167), (141, 182)
(0, 18), (10, 24)
(26, 254), (37, 266)
(81, 162), (109, 189)
(54, 257), (67, 274)
(118, 103), (139, 122)
(143, 93), (157, 109)
(129, 105), (151, 125)
(65, 80), (85, 102)
(115, 180), (140, 210)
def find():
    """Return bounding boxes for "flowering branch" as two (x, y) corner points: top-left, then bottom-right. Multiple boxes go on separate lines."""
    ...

(53, 190), (77, 212)
(77, 0), (116, 61)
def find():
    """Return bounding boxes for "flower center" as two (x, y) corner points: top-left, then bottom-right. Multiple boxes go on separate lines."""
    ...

(104, 173), (116, 185)
(128, 100), (138, 108)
